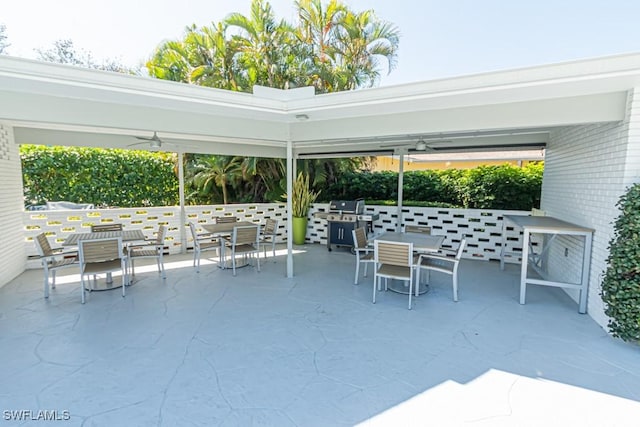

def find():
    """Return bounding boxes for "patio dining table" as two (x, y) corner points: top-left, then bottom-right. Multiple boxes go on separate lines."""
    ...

(500, 214), (594, 314)
(202, 221), (254, 236)
(374, 231), (445, 295)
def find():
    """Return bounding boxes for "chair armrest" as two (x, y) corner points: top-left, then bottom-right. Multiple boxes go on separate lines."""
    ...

(436, 248), (457, 256)
(418, 253), (456, 264)
(355, 247), (373, 255)
(50, 247), (78, 256)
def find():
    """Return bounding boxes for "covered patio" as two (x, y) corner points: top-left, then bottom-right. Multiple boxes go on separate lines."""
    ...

(2, 246), (640, 425)
(2, 52), (640, 425)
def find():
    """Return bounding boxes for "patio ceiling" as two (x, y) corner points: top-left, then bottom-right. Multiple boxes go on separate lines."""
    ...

(2, 53), (640, 157)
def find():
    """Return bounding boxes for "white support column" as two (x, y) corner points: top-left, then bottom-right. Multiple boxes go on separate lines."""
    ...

(396, 150), (405, 232)
(177, 150), (187, 254)
(286, 140), (294, 278)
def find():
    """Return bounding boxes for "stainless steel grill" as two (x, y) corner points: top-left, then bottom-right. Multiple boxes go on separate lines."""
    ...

(314, 199), (379, 251)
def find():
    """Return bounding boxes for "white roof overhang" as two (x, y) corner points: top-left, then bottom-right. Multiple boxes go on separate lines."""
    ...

(2, 53), (640, 157)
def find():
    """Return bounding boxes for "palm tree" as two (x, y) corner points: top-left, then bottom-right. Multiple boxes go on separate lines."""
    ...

(226, 0), (300, 90)
(147, 0), (397, 202)
(187, 155), (244, 204)
(332, 9), (399, 90)
(295, 0), (346, 91)
(147, 24), (247, 90)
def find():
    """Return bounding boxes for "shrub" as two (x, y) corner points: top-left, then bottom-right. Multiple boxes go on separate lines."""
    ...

(601, 183), (640, 342)
(322, 164), (542, 210)
(21, 145), (179, 208)
(458, 163), (542, 210)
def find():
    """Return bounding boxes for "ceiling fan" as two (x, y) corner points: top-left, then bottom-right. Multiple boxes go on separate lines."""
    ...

(128, 132), (165, 149)
(380, 139), (442, 152)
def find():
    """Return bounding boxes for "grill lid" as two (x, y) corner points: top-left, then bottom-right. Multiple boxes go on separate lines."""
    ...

(329, 199), (364, 214)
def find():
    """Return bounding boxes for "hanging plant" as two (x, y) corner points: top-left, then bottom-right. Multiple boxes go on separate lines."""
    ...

(601, 183), (640, 343)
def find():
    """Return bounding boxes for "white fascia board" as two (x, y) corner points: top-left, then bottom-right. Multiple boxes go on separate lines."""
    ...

(290, 92), (627, 146)
(0, 56), (290, 122)
(286, 53), (640, 121)
(1, 90), (289, 146)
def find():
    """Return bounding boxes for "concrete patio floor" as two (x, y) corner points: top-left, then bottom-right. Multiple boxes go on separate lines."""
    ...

(1, 243), (639, 426)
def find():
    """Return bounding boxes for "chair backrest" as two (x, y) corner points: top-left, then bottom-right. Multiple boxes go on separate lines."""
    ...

(263, 218), (278, 235)
(375, 240), (414, 267)
(91, 223), (123, 232)
(352, 227), (368, 249)
(214, 216), (238, 224)
(455, 239), (467, 260)
(405, 225), (431, 234)
(233, 225), (259, 246)
(155, 225), (167, 245)
(79, 237), (123, 265)
(34, 232), (54, 257)
(188, 222), (200, 247)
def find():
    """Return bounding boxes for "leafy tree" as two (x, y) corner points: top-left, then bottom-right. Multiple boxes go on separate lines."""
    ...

(146, 0), (399, 93)
(322, 7), (399, 90)
(186, 155), (244, 204)
(240, 157), (287, 202)
(147, 0), (391, 201)
(36, 39), (140, 74)
(0, 24), (9, 54)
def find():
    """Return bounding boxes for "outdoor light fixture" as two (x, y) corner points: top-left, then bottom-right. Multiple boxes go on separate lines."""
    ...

(295, 114), (309, 121)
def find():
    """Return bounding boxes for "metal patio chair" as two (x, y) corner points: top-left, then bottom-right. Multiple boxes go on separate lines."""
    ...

(127, 224), (167, 279)
(34, 232), (79, 298)
(352, 227), (375, 285)
(226, 225), (261, 276)
(260, 218), (278, 259)
(374, 239), (417, 310)
(78, 237), (127, 304)
(416, 239), (466, 302)
(189, 222), (220, 273)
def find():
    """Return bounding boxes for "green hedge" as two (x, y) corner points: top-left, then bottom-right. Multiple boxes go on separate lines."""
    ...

(21, 145), (179, 208)
(324, 163), (543, 210)
(601, 183), (640, 342)
(20, 145), (543, 211)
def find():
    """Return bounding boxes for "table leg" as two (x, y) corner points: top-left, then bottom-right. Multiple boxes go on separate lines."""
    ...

(500, 220), (507, 270)
(519, 230), (530, 305)
(578, 233), (593, 314)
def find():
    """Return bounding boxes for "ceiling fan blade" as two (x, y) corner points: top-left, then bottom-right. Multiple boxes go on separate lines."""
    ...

(379, 142), (414, 148)
(126, 140), (149, 147)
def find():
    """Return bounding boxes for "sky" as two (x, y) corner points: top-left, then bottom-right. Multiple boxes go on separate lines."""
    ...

(3, 0), (640, 87)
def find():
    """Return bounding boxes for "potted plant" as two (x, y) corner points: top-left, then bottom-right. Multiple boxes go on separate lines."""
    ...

(287, 172), (320, 245)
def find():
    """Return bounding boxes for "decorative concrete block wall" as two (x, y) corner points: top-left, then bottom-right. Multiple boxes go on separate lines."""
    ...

(0, 123), (26, 287)
(309, 204), (536, 261)
(543, 88), (640, 327)
(22, 203), (287, 268)
(23, 203), (535, 268)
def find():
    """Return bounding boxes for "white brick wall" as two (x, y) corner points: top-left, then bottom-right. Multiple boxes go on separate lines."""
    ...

(0, 123), (26, 287)
(542, 88), (640, 328)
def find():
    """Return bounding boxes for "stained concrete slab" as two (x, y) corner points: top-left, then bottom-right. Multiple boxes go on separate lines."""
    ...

(1, 244), (639, 426)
